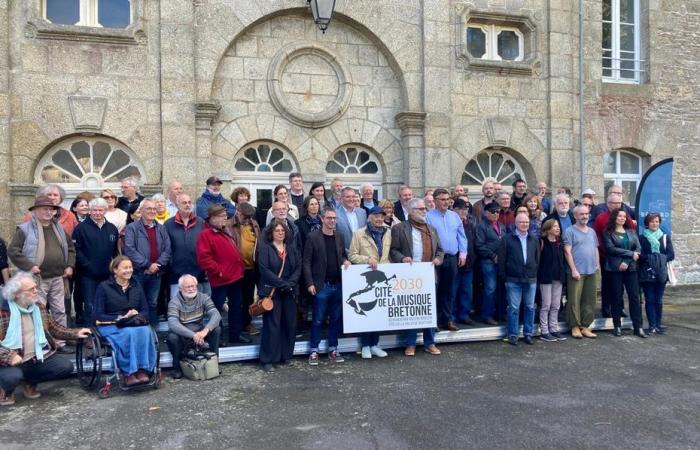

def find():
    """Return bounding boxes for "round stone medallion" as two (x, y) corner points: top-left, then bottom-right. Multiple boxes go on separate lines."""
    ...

(268, 43), (352, 128)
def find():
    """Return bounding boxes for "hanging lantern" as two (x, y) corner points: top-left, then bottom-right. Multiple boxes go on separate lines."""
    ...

(308, 0), (336, 33)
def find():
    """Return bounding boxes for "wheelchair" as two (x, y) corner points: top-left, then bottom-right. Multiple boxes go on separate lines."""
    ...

(76, 326), (162, 399)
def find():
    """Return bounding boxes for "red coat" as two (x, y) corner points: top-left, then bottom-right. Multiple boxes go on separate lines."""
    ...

(196, 222), (244, 287)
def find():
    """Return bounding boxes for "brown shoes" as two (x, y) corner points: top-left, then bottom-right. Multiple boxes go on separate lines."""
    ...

(581, 327), (597, 339)
(571, 326), (583, 339)
(0, 389), (15, 406)
(446, 321), (459, 332)
(404, 346), (416, 356)
(424, 344), (441, 355)
(245, 324), (260, 336)
(22, 383), (41, 399)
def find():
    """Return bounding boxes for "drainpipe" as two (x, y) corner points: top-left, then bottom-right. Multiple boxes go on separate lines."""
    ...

(578, 0), (585, 191)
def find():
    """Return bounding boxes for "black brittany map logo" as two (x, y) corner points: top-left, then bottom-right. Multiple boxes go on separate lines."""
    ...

(346, 269), (396, 316)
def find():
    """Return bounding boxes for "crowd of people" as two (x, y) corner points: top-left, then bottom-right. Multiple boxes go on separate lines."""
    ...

(0, 173), (675, 405)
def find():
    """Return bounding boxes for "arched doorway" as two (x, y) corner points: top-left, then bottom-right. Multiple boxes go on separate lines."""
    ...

(232, 141), (298, 223)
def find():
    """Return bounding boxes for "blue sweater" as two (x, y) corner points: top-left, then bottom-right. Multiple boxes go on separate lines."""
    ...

(195, 190), (236, 220)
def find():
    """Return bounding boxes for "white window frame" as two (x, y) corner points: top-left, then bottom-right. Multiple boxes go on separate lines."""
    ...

(231, 142), (298, 208)
(466, 23), (524, 62)
(461, 149), (526, 200)
(325, 146), (384, 199)
(35, 135), (146, 198)
(603, 150), (643, 205)
(42, 0), (133, 28)
(602, 0), (641, 84)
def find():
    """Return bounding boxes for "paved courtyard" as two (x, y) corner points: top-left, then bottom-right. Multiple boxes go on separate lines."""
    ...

(1, 290), (699, 450)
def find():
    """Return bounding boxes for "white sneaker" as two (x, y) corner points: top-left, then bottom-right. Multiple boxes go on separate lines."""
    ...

(361, 346), (372, 359)
(370, 346), (388, 358)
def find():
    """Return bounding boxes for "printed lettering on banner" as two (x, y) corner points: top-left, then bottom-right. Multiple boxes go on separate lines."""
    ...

(342, 262), (436, 333)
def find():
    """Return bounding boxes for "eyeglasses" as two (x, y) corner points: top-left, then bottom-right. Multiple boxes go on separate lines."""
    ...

(488, 210), (501, 214)
(412, 207), (427, 211)
(102, 196), (116, 200)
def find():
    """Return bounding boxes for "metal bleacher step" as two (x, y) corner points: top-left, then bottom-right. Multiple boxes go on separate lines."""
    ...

(74, 318), (631, 372)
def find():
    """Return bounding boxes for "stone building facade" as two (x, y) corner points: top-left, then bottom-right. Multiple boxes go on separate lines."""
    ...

(0, 0), (698, 282)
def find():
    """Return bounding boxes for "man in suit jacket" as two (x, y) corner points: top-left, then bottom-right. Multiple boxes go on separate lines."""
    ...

(336, 187), (367, 252)
(389, 198), (444, 357)
(303, 206), (351, 366)
(393, 185), (413, 222)
(498, 213), (540, 346)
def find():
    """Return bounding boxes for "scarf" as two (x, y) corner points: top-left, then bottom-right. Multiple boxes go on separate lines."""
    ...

(1, 302), (48, 362)
(305, 214), (322, 232)
(408, 217), (433, 263)
(155, 210), (169, 224)
(366, 224), (386, 258)
(643, 228), (663, 254)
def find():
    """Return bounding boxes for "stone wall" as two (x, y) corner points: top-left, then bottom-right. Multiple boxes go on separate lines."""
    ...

(0, 0), (697, 282)
(582, 0), (700, 282)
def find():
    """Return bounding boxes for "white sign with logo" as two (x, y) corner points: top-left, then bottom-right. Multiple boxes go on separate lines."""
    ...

(342, 262), (436, 333)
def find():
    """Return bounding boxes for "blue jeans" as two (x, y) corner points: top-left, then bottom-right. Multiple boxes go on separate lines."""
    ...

(642, 282), (666, 329)
(134, 272), (162, 326)
(506, 281), (536, 337)
(456, 269), (474, 321)
(479, 260), (498, 321)
(404, 328), (435, 347)
(309, 282), (343, 352)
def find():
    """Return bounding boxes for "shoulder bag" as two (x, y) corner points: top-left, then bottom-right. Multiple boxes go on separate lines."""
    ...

(249, 253), (286, 316)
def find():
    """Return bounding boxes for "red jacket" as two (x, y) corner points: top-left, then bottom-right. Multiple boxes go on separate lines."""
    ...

(593, 211), (637, 259)
(196, 222), (244, 287)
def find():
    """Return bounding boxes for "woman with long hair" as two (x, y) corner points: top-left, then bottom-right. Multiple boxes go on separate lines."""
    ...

(308, 182), (327, 210)
(602, 208), (646, 338)
(257, 220), (301, 371)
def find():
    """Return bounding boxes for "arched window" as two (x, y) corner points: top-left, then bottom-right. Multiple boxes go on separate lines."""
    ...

(461, 149), (525, 192)
(35, 135), (145, 196)
(604, 150), (644, 205)
(232, 142), (298, 216)
(325, 145), (383, 197)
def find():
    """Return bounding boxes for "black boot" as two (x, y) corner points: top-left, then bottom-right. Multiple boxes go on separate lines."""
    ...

(172, 362), (183, 379)
(613, 327), (622, 337)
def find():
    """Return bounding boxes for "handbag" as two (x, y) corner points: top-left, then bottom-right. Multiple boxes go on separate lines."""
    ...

(249, 252), (286, 317)
(115, 314), (149, 328)
(663, 235), (678, 286)
(180, 346), (219, 381)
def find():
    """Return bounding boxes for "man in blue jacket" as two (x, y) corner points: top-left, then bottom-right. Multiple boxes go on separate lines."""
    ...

(72, 198), (119, 325)
(335, 187), (367, 252)
(195, 176), (236, 220)
(498, 213), (540, 346)
(164, 193), (208, 300)
(124, 198), (172, 325)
